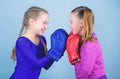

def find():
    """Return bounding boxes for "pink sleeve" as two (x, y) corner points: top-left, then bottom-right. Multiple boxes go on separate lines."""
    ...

(75, 43), (97, 77)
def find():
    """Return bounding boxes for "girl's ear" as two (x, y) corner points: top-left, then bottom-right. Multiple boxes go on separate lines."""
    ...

(29, 18), (35, 25)
(79, 19), (84, 27)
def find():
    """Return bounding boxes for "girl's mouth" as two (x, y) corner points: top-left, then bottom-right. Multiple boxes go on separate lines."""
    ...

(41, 29), (46, 32)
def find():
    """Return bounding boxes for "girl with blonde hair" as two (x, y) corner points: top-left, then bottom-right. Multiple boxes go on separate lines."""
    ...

(66, 6), (107, 79)
(10, 6), (68, 79)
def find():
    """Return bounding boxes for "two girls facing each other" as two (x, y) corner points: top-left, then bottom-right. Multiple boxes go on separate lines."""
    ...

(10, 6), (107, 79)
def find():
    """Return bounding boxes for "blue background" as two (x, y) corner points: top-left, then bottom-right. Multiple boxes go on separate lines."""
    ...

(0, 0), (120, 79)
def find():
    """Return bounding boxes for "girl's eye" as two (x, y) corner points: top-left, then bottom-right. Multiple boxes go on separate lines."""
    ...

(43, 22), (48, 25)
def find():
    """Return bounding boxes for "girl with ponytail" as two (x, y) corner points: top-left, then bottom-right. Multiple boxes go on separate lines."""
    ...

(10, 6), (53, 79)
(66, 6), (107, 79)
(10, 6), (67, 79)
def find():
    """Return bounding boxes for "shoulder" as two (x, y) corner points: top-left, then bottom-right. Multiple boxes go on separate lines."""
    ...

(84, 41), (96, 50)
(82, 37), (102, 55)
(16, 37), (31, 46)
(84, 33), (99, 48)
(81, 39), (99, 54)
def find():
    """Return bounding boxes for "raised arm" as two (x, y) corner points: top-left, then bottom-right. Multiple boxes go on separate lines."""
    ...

(16, 38), (53, 68)
(40, 36), (54, 70)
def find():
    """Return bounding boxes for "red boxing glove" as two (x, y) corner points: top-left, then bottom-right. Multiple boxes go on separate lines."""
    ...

(66, 32), (82, 65)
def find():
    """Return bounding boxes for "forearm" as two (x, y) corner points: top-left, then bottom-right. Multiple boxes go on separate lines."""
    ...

(43, 58), (54, 70)
(34, 56), (53, 68)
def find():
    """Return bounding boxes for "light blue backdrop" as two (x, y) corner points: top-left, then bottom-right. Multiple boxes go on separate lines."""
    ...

(0, 0), (120, 79)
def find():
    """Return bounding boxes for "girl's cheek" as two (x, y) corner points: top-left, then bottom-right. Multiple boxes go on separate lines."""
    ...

(70, 25), (75, 33)
(71, 23), (76, 30)
(72, 28), (78, 34)
(34, 25), (42, 33)
(72, 24), (79, 34)
(70, 23), (79, 34)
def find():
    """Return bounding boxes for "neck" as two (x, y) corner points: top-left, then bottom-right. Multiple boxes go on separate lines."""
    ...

(79, 33), (84, 40)
(25, 29), (37, 37)
(23, 29), (40, 45)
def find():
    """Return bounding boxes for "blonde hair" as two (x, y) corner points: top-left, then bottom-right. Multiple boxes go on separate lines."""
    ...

(71, 6), (95, 42)
(11, 6), (48, 60)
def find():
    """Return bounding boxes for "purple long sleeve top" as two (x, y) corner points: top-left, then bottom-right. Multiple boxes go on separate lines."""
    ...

(74, 33), (106, 79)
(10, 36), (54, 79)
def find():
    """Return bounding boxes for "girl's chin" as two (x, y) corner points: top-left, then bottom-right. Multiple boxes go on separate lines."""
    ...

(39, 33), (44, 35)
(37, 32), (44, 36)
(72, 31), (79, 34)
(38, 30), (45, 35)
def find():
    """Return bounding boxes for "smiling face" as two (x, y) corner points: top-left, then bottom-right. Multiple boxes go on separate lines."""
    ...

(29, 11), (49, 35)
(69, 12), (84, 36)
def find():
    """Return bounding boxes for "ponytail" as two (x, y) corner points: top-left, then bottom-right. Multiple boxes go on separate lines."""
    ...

(11, 22), (25, 60)
(83, 7), (94, 41)
(40, 38), (48, 55)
